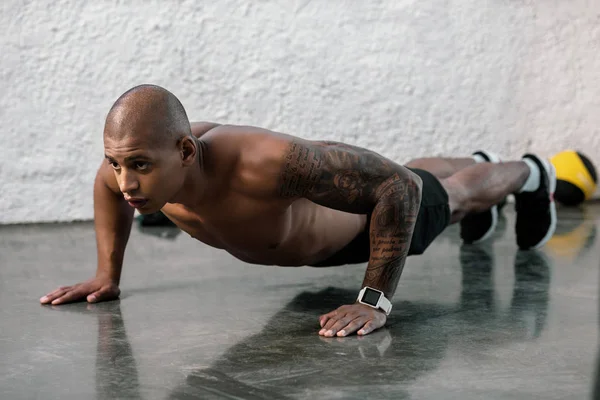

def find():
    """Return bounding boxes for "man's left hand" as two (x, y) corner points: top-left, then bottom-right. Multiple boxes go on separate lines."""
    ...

(318, 303), (387, 337)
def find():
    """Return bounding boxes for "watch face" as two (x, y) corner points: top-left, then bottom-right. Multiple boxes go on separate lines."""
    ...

(362, 288), (381, 307)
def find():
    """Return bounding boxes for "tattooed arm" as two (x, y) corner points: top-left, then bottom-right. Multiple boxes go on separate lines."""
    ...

(278, 139), (422, 298)
(276, 138), (423, 336)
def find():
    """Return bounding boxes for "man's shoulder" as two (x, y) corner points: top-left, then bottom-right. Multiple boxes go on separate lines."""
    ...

(202, 124), (295, 163)
(202, 124), (299, 196)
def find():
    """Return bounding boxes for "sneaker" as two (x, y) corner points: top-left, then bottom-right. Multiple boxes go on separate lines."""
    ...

(460, 151), (501, 244)
(514, 154), (557, 250)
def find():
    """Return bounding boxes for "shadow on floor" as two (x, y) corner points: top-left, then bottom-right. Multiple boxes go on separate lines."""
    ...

(44, 244), (554, 399)
(162, 247), (551, 399)
(49, 203), (600, 399)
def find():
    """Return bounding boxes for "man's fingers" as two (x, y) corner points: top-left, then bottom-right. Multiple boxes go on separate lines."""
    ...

(40, 288), (70, 304)
(40, 287), (71, 303)
(324, 315), (358, 337)
(319, 313), (353, 336)
(319, 304), (387, 337)
(319, 311), (338, 328)
(319, 310), (338, 328)
(50, 286), (72, 296)
(357, 320), (380, 336)
(321, 315), (343, 333)
(40, 279), (120, 306)
(40, 293), (58, 304)
(51, 287), (86, 305)
(319, 315), (330, 328)
(86, 289), (102, 303)
(336, 316), (367, 337)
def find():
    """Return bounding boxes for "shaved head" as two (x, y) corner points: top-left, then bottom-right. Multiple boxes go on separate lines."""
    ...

(105, 84), (192, 147)
(102, 85), (201, 214)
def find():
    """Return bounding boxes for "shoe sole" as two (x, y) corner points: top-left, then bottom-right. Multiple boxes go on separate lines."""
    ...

(530, 159), (557, 249)
(470, 205), (498, 244)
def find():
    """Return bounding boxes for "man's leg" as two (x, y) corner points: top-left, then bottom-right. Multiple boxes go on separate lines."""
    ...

(405, 151), (501, 179)
(441, 154), (556, 250)
(407, 151), (504, 244)
(405, 157), (477, 179)
(443, 161), (528, 221)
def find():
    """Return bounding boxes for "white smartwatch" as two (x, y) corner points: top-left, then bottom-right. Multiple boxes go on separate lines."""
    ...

(357, 286), (392, 315)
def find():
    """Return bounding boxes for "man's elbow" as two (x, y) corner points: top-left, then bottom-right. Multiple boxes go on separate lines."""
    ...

(405, 168), (423, 199)
(375, 169), (423, 203)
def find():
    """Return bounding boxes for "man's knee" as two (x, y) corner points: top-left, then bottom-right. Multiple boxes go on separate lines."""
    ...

(405, 158), (428, 169)
(440, 177), (468, 218)
(405, 158), (455, 179)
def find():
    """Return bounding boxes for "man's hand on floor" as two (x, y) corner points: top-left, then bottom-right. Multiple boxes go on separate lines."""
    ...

(318, 303), (387, 337)
(40, 276), (120, 305)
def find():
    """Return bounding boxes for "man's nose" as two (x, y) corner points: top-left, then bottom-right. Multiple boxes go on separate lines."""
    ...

(118, 170), (139, 194)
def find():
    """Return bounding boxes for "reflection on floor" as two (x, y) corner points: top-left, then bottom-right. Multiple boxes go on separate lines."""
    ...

(0, 205), (598, 399)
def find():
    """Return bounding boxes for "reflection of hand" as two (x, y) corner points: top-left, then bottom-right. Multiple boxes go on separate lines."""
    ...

(318, 303), (387, 337)
(319, 329), (393, 358)
(40, 276), (120, 305)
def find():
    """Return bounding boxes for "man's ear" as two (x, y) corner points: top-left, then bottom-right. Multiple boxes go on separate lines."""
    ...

(178, 136), (197, 166)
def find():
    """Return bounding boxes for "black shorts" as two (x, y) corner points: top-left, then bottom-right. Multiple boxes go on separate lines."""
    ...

(310, 168), (451, 267)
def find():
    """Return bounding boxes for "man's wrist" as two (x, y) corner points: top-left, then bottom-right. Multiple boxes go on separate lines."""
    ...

(357, 286), (392, 315)
(96, 269), (121, 284)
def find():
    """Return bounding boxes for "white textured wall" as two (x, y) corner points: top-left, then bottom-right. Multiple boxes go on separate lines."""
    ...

(2, 0), (599, 224)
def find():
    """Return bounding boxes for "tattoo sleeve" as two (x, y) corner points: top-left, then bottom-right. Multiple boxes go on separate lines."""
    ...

(277, 139), (422, 298)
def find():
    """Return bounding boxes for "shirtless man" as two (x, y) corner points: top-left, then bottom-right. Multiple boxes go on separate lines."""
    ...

(40, 84), (557, 338)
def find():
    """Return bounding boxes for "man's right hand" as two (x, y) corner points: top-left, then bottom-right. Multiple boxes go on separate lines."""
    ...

(40, 277), (120, 305)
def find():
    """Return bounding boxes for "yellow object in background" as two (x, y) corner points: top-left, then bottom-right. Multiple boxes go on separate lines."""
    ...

(546, 208), (597, 261)
(550, 150), (597, 206)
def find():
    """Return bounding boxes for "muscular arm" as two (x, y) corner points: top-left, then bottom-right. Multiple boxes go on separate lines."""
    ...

(93, 161), (135, 284)
(40, 161), (131, 305)
(277, 139), (422, 299)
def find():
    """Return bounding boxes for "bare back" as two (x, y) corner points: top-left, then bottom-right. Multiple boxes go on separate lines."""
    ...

(156, 125), (367, 266)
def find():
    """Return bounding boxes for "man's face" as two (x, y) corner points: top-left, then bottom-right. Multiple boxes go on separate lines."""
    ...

(104, 135), (184, 214)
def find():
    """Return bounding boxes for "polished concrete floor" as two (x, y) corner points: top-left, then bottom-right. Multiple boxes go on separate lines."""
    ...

(1, 204), (599, 399)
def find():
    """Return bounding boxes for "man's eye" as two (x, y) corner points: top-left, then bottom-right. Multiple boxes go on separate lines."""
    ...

(135, 162), (150, 170)
(109, 161), (120, 170)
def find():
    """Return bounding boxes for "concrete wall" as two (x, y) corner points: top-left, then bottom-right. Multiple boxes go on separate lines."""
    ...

(2, 0), (599, 224)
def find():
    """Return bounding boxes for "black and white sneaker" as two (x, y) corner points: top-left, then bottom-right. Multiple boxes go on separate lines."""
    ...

(514, 154), (557, 250)
(460, 151), (501, 244)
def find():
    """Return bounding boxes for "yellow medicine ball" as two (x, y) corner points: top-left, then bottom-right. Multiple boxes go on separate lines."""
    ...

(550, 150), (597, 206)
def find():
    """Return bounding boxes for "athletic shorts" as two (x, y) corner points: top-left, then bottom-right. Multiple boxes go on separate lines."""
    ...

(309, 168), (451, 267)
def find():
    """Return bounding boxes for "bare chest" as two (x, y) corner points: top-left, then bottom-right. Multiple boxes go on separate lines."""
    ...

(160, 195), (293, 259)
